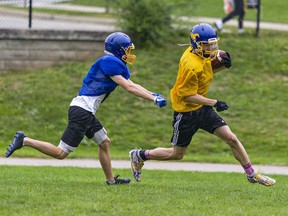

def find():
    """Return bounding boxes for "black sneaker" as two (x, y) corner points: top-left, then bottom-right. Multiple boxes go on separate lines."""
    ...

(6, 131), (26, 158)
(106, 175), (131, 185)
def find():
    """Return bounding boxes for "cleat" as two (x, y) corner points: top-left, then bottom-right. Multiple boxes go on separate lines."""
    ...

(247, 171), (276, 186)
(129, 149), (144, 182)
(6, 131), (26, 158)
(106, 175), (131, 185)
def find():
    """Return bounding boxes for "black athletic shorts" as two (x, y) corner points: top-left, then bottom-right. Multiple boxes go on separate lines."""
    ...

(61, 106), (103, 147)
(171, 105), (227, 147)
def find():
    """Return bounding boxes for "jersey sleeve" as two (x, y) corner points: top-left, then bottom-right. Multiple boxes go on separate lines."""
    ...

(100, 56), (130, 79)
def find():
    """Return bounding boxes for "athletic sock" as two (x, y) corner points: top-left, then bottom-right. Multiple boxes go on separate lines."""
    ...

(242, 162), (255, 177)
(139, 150), (150, 161)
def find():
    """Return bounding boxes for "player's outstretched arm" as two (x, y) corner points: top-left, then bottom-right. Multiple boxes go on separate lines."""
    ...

(110, 75), (167, 108)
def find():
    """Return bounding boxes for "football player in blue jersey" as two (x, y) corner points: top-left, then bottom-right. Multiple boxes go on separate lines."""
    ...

(6, 32), (167, 185)
(129, 23), (276, 186)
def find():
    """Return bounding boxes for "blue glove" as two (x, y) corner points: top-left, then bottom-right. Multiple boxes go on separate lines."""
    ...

(153, 94), (167, 108)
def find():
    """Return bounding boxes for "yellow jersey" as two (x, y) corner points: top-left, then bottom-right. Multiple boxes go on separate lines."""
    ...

(170, 47), (213, 112)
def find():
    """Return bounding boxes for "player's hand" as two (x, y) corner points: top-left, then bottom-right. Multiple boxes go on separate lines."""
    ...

(153, 94), (167, 108)
(214, 100), (229, 112)
(222, 51), (232, 69)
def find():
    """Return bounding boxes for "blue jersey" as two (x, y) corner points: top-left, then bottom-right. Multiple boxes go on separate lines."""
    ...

(79, 55), (130, 96)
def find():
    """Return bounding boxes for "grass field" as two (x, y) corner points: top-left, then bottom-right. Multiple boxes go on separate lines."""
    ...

(1, 166), (287, 216)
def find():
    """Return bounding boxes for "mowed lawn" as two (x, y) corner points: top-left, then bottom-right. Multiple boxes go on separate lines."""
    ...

(1, 166), (287, 216)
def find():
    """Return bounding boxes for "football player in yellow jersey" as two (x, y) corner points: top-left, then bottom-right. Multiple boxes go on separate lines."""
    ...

(129, 23), (276, 187)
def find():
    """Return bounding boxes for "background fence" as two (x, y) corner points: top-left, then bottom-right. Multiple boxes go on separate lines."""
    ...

(0, 0), (261, 33)
(0, 0), (116, 31)
(0, 0), (261, 72)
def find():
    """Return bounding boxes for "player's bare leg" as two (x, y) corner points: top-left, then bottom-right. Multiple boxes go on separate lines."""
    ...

(6, 131), (68, 159)
(98, 139), (114, 182)
(149, 146), (187, 160)
(130, 146), (187, 182)
(214, 125), (250, 165)
(99, 138), (131, 185)
(214, 125), (276, 186)
(24, 137), (68, 159)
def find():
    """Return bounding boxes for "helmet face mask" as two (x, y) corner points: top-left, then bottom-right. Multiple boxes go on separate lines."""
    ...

(104, 32), (137, 65)
(121, 44), (136, 65)
(190, 23), (219, 58)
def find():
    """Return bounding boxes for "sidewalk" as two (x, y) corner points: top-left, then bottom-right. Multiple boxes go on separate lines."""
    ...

(1, 157), (287, 175)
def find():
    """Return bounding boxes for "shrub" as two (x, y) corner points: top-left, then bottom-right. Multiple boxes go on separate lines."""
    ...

(116, 0), (174, 48)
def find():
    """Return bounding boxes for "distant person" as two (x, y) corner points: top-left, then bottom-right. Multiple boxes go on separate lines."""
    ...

(129, 23), (276, 187)
(5, 32), (167, 185)
(215, 0), (246, 34)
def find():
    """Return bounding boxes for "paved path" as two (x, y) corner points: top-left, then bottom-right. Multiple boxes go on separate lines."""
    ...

(1, 157), (287, 175)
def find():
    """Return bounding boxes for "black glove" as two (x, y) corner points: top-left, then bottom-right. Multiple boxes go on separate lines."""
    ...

(222, 51), (232, 69)
(214, 100), (229, 112)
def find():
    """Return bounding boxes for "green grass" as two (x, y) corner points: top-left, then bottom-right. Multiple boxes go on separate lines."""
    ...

(1, 28), (288, 165)
(1, 166), (287, 216)
(70, 0), (107, 7)
(69, 0), (288, 23)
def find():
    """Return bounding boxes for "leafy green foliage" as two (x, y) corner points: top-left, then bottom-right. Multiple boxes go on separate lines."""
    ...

(115, 0), (174, 48)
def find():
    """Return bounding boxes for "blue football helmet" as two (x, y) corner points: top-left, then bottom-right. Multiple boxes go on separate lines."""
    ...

(190, 23), (219, 58)
(104, 32), (136, 65)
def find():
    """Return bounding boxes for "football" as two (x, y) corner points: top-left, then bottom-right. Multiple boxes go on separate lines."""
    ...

(211, 50), (228, 70)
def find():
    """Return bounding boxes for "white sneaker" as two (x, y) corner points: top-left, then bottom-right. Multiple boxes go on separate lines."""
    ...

(247, 171), (276, 186)
(238, 28), (245, 34)
(214, 20), (223, 31)
(129, 149), (144, 182)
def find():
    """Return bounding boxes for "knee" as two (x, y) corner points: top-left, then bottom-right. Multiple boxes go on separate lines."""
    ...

(171, 151), (185, 160)
(224, 133), (239, 146)
(55, 149), (68, 160)
(99, 138), (111, 151)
